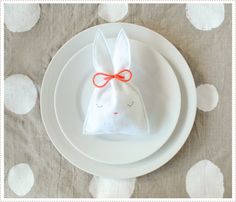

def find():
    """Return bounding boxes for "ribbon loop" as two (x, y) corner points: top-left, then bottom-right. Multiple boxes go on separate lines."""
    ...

(93, 69), (132, 88)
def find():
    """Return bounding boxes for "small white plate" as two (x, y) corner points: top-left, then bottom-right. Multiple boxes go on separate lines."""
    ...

(54, 39), (181, 165)
(41, 23), (196, 178)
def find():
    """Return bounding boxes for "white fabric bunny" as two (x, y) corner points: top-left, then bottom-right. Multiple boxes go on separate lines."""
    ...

(83, 30), (150, 136)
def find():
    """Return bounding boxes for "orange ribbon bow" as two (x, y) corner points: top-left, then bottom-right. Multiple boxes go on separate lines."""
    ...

(92, 69), (132, 88)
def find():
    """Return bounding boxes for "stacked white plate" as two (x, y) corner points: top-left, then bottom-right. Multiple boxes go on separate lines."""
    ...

(40, 23), (197, 178)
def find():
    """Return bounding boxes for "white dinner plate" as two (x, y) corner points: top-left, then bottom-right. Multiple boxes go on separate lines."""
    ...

(54, 39), (181, 165)
(40, 23), (196, 178)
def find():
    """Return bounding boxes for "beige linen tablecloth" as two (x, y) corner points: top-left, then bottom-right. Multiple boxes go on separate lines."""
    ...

(4, 4), (232, 198)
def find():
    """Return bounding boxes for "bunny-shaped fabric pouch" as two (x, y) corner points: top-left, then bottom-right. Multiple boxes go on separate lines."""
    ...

(83, 30), (150, 136)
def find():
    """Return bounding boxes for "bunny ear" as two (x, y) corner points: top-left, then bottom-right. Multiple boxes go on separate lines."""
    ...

(112, 30), (131, 73)
(93, 30), (113, 73)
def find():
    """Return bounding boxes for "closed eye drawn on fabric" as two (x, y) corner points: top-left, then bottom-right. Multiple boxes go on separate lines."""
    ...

(96, 103), (103, 108)
(127, 101), (134, 107)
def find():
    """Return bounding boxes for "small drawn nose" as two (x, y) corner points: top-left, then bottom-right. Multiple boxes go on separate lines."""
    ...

(113, 112), (119, 115)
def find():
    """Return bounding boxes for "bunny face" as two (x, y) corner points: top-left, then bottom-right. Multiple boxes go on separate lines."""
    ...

(84, 82), (149, 135)
(83, 30), (149, 136)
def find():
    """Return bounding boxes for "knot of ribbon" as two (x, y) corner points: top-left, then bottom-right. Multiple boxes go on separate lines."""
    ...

(92, 69), (132, 88)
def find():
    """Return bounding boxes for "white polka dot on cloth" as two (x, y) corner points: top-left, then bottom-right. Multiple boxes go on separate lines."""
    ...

(8, 163), (35, 196)
(186, 160), (224, 198)
(5, 74), (38, 115)
(98, 4), (128, 22)
(4, 4), (40, 32)
(186, 4), (225, 31)
(197, 84), (219, 112)
(89, 176), (136, 198)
